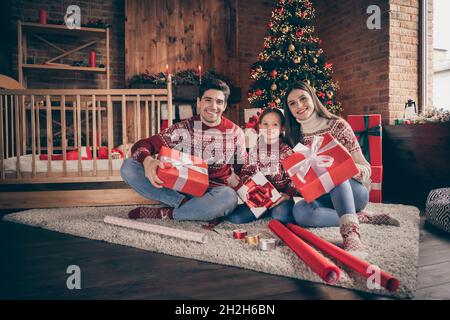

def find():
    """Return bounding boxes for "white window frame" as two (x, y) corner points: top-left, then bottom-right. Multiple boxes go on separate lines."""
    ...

(420, 0), (428, 113)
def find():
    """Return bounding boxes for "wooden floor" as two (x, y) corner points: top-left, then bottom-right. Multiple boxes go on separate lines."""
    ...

(1, 209), (449, 300)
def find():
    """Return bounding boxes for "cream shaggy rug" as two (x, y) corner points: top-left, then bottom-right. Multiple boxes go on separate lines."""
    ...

(3, 202), (420, 299)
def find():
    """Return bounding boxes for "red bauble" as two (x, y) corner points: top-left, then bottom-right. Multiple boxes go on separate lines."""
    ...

(268, 21), (274, 28)
(325, 62), (333, 69)
(276, 7), (284, 14)
(269, 101), (276, 107)
(317, 91), (325, 99)
(255, 89), (263, 96)
(271, 70), (278, 78)
(296, 29), (304, 37)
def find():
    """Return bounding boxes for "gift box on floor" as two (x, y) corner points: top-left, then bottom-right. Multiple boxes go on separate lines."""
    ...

(347, 114), (382, 166)
(157, 146), (209, 197)
(369, 165), (383, 203)
(282, 133), (359, 203)
(39, 146), (93, 160)
(236, 172), (281, 218)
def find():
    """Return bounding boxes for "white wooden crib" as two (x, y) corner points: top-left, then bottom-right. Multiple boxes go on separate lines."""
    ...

(0, 84), (172, 208)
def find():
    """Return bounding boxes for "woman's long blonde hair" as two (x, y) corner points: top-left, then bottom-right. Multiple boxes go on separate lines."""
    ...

(282, 81), (339, 147)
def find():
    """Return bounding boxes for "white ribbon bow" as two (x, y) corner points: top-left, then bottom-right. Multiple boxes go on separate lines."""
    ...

(287, 135), (338, 193)
(160, 153), (208, 192)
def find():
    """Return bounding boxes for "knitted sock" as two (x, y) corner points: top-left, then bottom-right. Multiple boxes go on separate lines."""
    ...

(128, 207), (174, 220)
(357, 210), (400, 227)
(339, 214), (368, 259)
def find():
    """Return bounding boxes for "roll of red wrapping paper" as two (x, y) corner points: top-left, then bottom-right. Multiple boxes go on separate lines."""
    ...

(287, 223), (400, 292)
(268, 220), (341, 285)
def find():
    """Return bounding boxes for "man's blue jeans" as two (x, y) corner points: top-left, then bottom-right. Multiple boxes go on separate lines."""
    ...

(120, 158), (238, 221)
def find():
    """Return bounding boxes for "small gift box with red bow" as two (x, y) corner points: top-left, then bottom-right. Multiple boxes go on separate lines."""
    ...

(236, 172), (282, 218)
(157, 146), (209, 197)
(281, 133), (359, 203)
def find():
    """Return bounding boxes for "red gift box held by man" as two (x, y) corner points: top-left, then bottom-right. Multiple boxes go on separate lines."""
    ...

(156, 146), (209, 197)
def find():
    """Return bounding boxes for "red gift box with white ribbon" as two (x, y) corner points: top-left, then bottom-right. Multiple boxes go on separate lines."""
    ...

(157, 146), (209, 197)
(369, 165), (382, 203)
(236, 172), (281, 218)
(281, 133), (359, 203)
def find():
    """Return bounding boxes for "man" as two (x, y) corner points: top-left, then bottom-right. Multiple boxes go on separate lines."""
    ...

(120, 78), (247, 221)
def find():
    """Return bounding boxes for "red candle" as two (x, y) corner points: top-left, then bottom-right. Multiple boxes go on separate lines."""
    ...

(198, 65), (202, 84)
(89, 50), (96, 68)
(39, 9), (47, 24)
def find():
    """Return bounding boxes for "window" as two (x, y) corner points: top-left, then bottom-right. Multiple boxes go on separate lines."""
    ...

(433, 0), (450, 111)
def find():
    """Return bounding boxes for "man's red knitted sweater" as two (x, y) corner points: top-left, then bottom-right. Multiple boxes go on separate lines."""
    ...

(131, 115), (247, 187)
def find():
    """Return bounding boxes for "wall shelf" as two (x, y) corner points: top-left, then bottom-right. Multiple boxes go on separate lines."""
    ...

(23, 64), (107, 73)
(17, 21), (110, 88)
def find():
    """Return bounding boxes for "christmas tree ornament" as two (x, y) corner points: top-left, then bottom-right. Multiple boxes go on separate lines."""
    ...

(276, 7), (284, 15)
(281, 25), (290, 33)
(318, 48), (323, 54)
(271, 83), (278, 91)
(268, 21), (274, 28)
(284, 74), (289, 80)
(256, 89), (263, 96)
(275, 98), (281, 104)
(269, 101), (276, 107)
(303, 48), (307, 54)
(313, 57), (318, 64)
(326, 91), (334, 99)
(257, 66), (263, 72)
(271, 70), (278, 78)
(296, 29), (304, 37)
(289, 44), (295, 51)
(293, 56), (302, 64)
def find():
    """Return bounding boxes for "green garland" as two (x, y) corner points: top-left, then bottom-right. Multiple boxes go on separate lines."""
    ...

(128, 69), (235, 87)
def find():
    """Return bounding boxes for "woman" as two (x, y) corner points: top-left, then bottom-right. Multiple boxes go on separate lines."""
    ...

(283, 81), (399, 257)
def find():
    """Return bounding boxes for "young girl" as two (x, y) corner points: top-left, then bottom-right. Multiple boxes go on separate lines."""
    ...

(283, 81), (399, 257)
(226, 108), (297, 224)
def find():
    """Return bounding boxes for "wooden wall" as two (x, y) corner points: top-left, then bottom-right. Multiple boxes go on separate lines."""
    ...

(124, 0), (238, 84)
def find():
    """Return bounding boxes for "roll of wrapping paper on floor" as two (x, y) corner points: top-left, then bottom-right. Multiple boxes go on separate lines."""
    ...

(268, 220), (341, 284)
(287, 223), (400, 292)
(104, 216), (208, 244)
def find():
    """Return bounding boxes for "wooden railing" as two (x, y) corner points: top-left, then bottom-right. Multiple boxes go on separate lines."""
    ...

(0, 87), (173, 183)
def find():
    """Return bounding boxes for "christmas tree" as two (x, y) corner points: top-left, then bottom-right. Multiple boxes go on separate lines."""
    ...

(247, 0), (342, 114)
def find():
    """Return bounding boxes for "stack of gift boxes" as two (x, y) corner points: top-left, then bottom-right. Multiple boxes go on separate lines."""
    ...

(347, 115), (383, 203)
